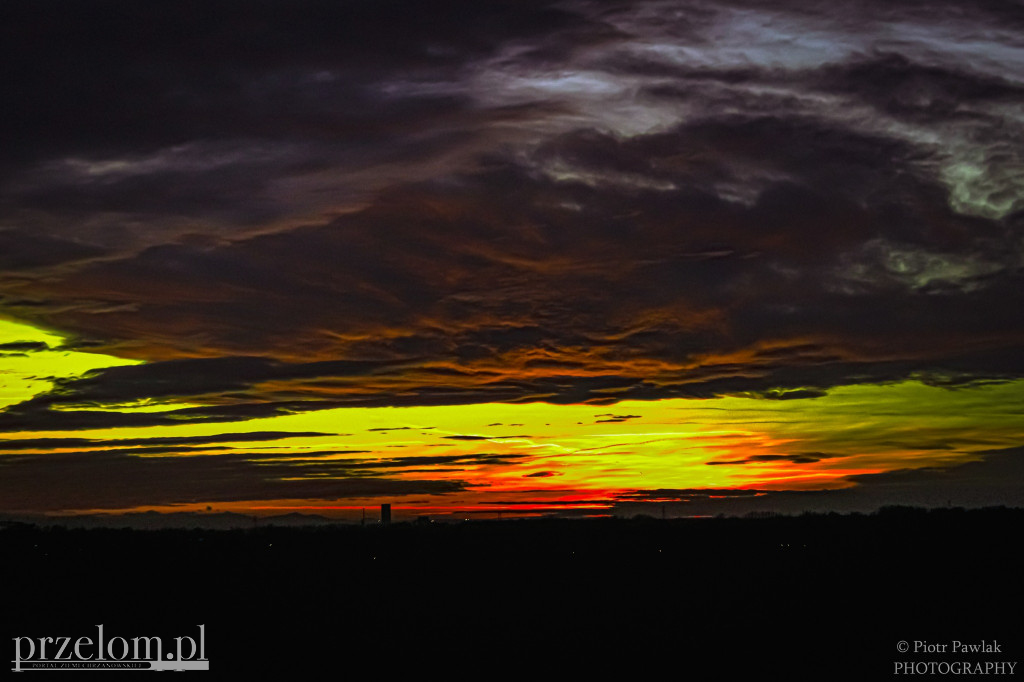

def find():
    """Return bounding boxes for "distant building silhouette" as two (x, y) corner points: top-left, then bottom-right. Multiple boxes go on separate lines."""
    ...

(381, 503), (391, 526)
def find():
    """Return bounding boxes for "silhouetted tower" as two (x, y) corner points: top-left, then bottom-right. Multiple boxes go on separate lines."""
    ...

(381, 503), (391, 526)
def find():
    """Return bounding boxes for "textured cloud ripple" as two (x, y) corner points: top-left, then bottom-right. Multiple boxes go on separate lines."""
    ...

(1, 0), (1022, 516)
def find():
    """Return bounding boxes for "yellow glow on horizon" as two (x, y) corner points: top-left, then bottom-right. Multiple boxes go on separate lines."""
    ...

(5, 379), (1023, 511)
(3, 316), (1023, 516)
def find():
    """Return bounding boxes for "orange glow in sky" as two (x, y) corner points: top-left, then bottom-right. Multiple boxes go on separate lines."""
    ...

(3, 317), (1023, 518)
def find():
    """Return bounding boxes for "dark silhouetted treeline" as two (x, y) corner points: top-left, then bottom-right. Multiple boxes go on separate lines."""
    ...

(3, 508), (1021, 676)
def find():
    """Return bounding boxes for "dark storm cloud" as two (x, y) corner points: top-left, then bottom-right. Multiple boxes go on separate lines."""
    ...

(595, 414), (641, 423)
(613, 445), (1024, 515)
(15, 356), (399, 406)
(2, 336), (1023, 433)
(0, 446), (528, 512)
(816, 53), (1024, 121)
(0, 0), (609, 259)
(2, 0), (1023, 424)
(0, 448), (468, 512)
(0, 341), (49, 354)
(0, 431), (331, 453)
(706, 452), (840, 466)
(0, 229), (105, 271)
(309, 452), (528, 469)
(1, 0), (589, 162)
(0, 400), (324, 433)
(616, 488), (764, 501)
(834, 445), (1024, 509)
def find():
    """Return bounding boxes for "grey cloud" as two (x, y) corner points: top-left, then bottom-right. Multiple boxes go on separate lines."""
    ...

(1, 0), (1022, 422)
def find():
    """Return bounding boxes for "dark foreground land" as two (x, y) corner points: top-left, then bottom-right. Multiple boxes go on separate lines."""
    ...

(3, 508), (1022, 677)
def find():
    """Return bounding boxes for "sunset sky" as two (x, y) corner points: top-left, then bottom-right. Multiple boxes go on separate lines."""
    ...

(2, 0), (1022, 519)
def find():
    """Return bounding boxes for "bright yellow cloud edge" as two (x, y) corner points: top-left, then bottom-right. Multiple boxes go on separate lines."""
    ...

(2, 318), (1022, 518)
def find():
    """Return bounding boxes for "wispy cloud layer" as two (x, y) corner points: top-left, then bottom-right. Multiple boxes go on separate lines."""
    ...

(2, 0), (1022, 514)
